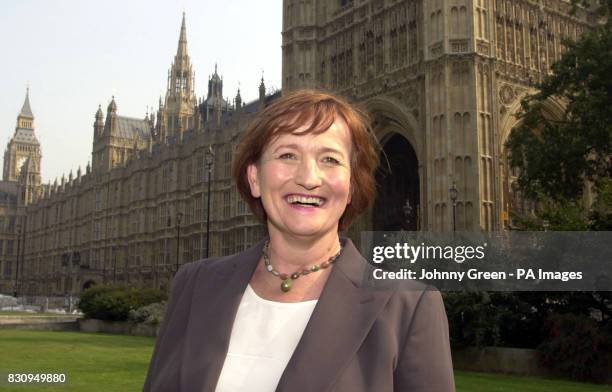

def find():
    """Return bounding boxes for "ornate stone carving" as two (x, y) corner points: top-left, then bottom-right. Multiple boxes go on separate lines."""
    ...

(499, 84), (516, 106)
(450, 39), (468, 53)
(430, 42), (443, 57)
(476, 40), (489, 55)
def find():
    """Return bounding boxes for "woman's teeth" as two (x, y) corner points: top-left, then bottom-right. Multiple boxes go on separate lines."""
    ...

(286, 195), (324, 206)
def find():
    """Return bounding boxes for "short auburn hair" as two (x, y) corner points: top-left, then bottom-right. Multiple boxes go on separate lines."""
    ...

(233, 89), (379, 231)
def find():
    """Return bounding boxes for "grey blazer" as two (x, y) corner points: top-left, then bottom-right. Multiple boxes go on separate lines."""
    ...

(144, 238), (455, 392)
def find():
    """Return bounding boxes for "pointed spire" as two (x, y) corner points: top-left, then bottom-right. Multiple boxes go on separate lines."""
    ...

(20, 87), (34, 118)
(108, 96), (117, 113)
(177, 12), (188, 57)
(259, 71), (266, 103)
(95, 104), (103, 119)
(235, 83), (242, 110)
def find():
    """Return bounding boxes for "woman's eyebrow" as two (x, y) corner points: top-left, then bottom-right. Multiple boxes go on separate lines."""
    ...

(318, 147), (346, 157)
(272, 143), (299, 153)
(272, 144), (346, 157)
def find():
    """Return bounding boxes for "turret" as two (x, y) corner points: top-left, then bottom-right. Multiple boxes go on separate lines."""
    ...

(235, 87), (242, 113)
(94, 105), (104, 139)
(259, 74), (266, 110)
(104, 96), (118, 137)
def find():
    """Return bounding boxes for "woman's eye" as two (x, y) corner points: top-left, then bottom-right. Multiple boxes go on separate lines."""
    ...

(279, 153), (295, 160)
(323, 156), (341, 165)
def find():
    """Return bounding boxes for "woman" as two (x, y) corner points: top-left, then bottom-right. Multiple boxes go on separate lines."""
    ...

(144, 90), (455, 392)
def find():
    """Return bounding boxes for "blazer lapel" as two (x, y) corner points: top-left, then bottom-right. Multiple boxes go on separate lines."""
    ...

(275, 238), (393, 392)
(180, 240), (265, 392)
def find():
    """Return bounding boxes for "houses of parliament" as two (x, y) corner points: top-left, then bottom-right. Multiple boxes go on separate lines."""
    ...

(0, 1), (595, 296)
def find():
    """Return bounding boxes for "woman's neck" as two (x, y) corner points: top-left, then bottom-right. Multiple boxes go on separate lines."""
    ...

(266, 230), (342, 271)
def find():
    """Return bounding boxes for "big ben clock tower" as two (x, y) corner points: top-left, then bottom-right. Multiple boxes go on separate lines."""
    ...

(3, 88), (42, 183)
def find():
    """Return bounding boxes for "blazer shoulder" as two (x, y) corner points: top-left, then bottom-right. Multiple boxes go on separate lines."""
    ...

(388, 284), (445, 314)
(177, 251), (244, 281)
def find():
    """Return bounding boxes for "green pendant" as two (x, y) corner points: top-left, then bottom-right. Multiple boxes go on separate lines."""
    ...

(281, 278), (293, 292)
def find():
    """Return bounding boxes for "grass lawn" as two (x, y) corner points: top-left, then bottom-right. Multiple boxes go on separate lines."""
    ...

(456, 371), (611, 392)
(0, 330), (154, 391)
(0, 330), (610, 391)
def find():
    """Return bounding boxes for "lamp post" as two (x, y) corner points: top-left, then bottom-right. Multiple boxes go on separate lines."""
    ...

(205, 146), (215, 258)
(449, 182), (458, 232)
(403, 199), (413, 230)
(175, 212), (183, 275)
(15, 223), (21, 297)
(112, 246), (117, 285)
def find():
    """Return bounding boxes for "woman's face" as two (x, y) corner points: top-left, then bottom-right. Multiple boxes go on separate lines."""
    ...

(247, 118), (352, 240)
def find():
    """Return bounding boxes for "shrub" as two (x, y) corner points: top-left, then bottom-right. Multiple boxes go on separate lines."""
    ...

(443, 292), (501, 348)
(78, 285), (166, 321)
(128, 302), (167, 326)
(537, 313), (611, 382)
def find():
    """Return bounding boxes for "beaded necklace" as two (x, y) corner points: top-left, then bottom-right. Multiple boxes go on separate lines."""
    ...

(262, 240), (343, 293)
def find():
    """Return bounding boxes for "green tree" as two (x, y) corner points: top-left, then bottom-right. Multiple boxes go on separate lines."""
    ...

(506, 0), (611, 213)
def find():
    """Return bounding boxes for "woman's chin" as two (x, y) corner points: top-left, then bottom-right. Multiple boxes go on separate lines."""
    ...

(273, 222), (336, 239)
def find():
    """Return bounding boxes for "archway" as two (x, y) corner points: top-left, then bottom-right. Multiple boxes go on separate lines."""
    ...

(373, 133), (420, 230)
(499, 96), (566, 228)
(82, 280), (97, 291)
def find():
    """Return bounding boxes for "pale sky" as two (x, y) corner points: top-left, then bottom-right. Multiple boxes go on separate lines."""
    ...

(0, 0), (283, 183)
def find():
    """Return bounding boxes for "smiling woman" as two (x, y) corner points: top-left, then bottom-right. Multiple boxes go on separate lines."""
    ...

(144, 90), (455, 392)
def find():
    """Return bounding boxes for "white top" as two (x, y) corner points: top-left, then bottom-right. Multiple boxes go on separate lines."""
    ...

(214, 284), (318, 392)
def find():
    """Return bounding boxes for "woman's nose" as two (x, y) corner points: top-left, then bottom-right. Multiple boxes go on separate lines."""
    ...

(294, 158), (322, 189)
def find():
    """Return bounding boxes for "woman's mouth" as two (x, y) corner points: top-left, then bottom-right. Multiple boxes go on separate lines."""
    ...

(285, 194), (326, 208)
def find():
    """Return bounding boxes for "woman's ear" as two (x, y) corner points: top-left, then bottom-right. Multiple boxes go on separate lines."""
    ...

(247, 164), (261, 198)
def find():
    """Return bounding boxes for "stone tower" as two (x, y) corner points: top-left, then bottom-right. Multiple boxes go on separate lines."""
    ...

(157, 12), (198, 143)
(281, 0), (592, 231)
(91, 96), (153, 173)
(3, 88), (42, 187)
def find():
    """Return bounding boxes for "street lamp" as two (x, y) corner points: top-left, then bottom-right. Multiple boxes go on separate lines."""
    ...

(449, 182), (458, 232)
(175, 212), (183, 274)
(205, 146), (215, 258)
(403, 199), (413, 229)
(113, 246), (117, 285)
(15, 223), (21, 297)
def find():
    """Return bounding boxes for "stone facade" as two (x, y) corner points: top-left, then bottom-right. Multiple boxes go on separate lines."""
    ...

(281, 0), (594, 232)
(10, 14), (275, 296)
(0, 89), (42, 294)
(2, 3), (597, 296)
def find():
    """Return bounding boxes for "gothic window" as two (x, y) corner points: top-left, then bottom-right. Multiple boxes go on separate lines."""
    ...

(237, 198), (247, 215)
(516, 22), (524, 65)
(506, 20), (515, 62)
(530, 26), (537, 69)
(339, 52), (345, 87)
(186, 160), (193, 186)
(359, 32), (366, 78)
(223, 190), (231, 218)
(496, 16), (505, 59)
(539, 21), (548, 71)
(390, 26), (399, 68)
(331, 53), (338, 88)
(375, 20), (384, 74)
(346, 48), (353, 84)
(95, 189), (101, 211)
(320, 60), (326, 85)
(366, 30), (374, 72)
(224, 148), (232, 178)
